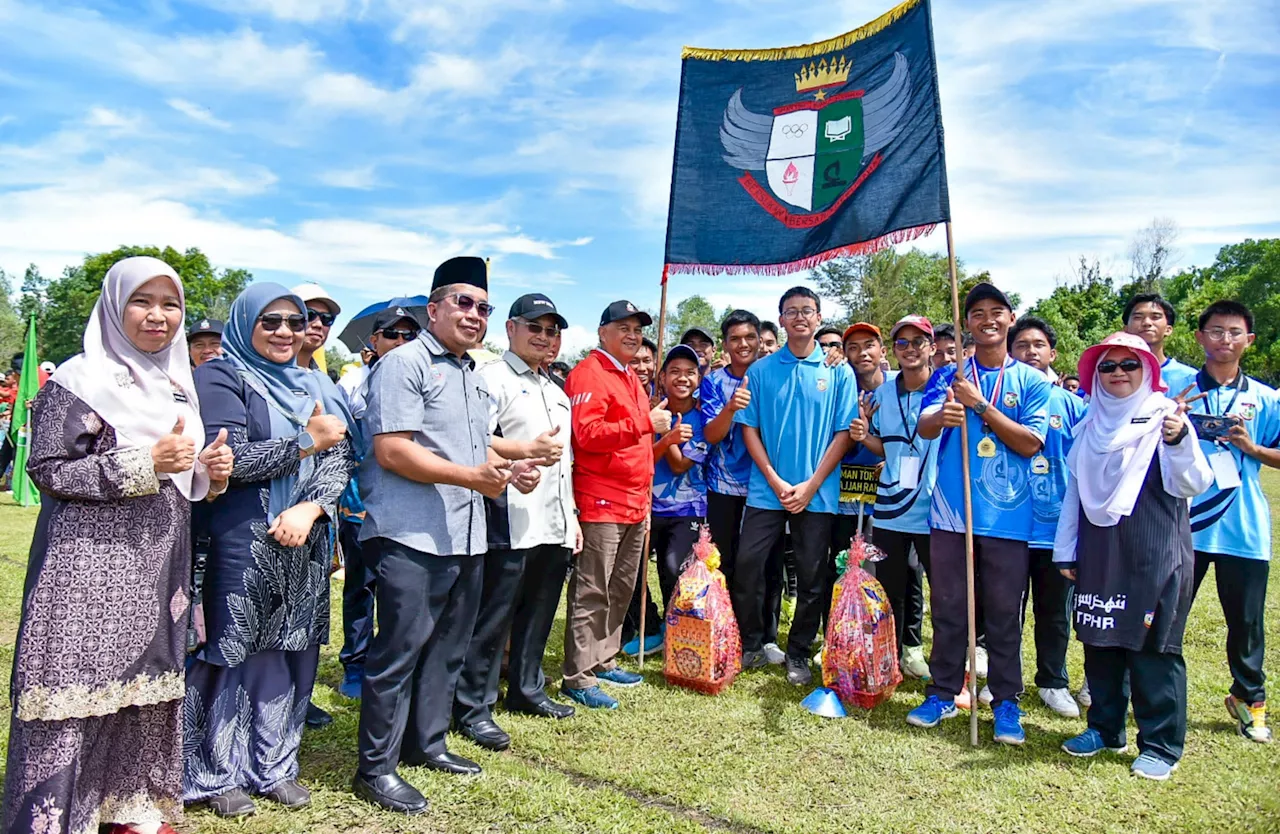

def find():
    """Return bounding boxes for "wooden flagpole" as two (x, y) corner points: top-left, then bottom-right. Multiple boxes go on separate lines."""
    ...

(639, 270), (671, 669)
(945, 223), (980, 747)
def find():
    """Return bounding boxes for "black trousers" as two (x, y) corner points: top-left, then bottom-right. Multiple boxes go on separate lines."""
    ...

(904, 547), (926, 649)
(708, 492), (786, 645)
(1085, 644), (1186, 765)
(339, 519), (376, 671)
(1022, 547), (1072, 689)
(0, 435), (13, 478)
(764, 532), (788, 645)
(622, 516), (703, 643)
(927, 531), (1029, 703)
(870, 527), (932, 657)
(505, 544), (572, 710)
(735, 508), (833, 660)
(1193, 551), (1269, 703)
(358, 539), (482, 776)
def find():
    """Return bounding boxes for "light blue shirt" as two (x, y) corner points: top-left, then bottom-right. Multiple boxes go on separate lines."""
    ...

(1030, 384), (1088, 550)
(1161, 356), (1198, 398)
(869, 373), (938, 535)
(735, 345), (857, 514)
(699, 367), (752, 497)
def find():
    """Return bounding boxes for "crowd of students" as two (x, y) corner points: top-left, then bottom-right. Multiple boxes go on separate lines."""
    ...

(1, 256), (1274, 834)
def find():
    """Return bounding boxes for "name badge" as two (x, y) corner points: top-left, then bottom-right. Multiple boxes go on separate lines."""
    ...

(899, 453), (921, 490)
(1209, 450), (1242, 490)
(977, 436), (997, 458)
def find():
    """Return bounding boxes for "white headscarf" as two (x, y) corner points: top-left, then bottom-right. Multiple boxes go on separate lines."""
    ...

(1066, 359), (1174, 527)
(51, 256), (210, 501)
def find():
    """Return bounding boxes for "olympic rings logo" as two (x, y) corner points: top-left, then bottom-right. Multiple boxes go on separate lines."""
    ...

(781, 123), (808, 137)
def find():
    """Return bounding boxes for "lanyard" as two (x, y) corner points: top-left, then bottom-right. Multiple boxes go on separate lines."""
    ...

(1203, 370), (1244, 419)
(968, 357), (1007, 410)
(897, 387), (920, 451)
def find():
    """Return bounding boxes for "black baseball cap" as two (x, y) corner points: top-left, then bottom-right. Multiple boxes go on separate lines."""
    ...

(509, 293), (568, 329)
(963, 282), (1013, 316)
(662, 344), (701, 369)
(680, 326), (716, 346)
(599, 300), (653, 327)
(188, 318), (224, 338)
(371, 306), (423, 334)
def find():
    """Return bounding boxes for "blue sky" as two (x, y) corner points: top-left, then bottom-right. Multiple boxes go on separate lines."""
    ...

(1, 0), (1277, 357)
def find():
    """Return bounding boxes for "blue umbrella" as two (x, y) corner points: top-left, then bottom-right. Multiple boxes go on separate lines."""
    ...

(337, 295), (430, 352)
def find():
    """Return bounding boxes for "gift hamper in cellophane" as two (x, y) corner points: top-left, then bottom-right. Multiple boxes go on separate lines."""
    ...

(663, 526), (742, 695)
(822, 534), (902, 709)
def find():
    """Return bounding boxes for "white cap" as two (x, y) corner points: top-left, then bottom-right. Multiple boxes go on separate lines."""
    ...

(39, 361), (55, 373)
(291, 283), (341, 315)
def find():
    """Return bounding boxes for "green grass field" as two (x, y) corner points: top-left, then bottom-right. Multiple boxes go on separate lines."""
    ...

(0, 480), (1278, 834)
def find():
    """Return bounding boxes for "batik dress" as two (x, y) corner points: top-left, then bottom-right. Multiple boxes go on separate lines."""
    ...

(182, 360), (354, 800)
(3, 382), (190, 834)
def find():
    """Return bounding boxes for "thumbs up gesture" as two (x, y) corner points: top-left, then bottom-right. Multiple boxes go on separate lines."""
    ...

(305, 398), (347, 454)
(529, 423), (564, 464)
(850, 391), (879, 442)
(152, 414), (197, 473)
(729, 375), (751, 412)
(941, 387), (965, 428)
(199, 427), (235, 482)
(671, 410), (694, 443)
(650, 397), (673, 434)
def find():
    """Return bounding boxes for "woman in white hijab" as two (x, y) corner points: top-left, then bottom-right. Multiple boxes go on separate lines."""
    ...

(1054, 332), (1212, 781)
(1, 257), (233, 834)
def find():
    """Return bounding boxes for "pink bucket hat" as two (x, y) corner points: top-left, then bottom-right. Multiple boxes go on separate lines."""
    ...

(1077, 331), (1167, 396)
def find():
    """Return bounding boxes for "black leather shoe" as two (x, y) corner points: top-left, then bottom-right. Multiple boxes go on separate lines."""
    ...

(352, 772), (428, 815)
(305, 702), (333, 729)
(202, 787), (256, 818)
(506, 699), (575, 720)
(418, 752), (482, 775)
(458, 719), (511, 751)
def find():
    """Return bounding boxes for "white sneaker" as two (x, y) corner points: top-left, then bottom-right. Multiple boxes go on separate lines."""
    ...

(1039, 686), (1081, 718)
(762, 643), (786, 665)
(974, 647), (988, 679)
(901, 646), (930, 680)
(979, 684), (993, 706)
(812, 649), (824, 667)
(1077, 680), (1092, 709)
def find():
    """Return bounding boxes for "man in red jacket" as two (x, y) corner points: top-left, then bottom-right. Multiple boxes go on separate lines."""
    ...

(562, 301), (672, 709)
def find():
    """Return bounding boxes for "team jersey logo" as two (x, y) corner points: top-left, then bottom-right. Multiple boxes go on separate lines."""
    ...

(816, 377), (828, 392)
(1049, 414), (1063, 430)
(1003, 392), (1019, 408)
(1241, 402), (1257, 421)
(1144, 610), (1155, 628)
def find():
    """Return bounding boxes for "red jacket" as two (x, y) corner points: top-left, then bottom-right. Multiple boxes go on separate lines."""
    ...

(565, 350), (654, 523)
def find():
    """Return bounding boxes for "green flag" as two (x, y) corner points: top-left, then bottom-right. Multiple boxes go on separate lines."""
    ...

(10, 314), (41, 507)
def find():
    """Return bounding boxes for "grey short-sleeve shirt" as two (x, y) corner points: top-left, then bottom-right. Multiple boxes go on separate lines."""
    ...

(358, 329), (490, 556)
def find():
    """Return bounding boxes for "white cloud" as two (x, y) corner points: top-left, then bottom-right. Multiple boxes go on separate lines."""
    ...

(304, 72), (393, 110)
(85, 107), (141, 132)
(167, 99), (232, 130)
(318, 165), (378, 189)
(557, 324), (596, 358)
(198, 0), (355, 22)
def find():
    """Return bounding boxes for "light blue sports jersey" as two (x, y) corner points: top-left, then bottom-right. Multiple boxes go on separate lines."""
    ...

(869, 373), (938, 535)
(735, 344), (857, 515)
(653, 404), (709, 517)
(839, 371), (896, 516)
(921, 356), (1052, 541)
(699, 367), (752, 497)
(1188, 369), (1280, 561)
(1029, 384), (1088, 549)
(1161, 356), (1198, 398)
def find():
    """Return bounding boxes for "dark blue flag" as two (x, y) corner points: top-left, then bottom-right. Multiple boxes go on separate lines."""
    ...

(664, 0), (949, 276)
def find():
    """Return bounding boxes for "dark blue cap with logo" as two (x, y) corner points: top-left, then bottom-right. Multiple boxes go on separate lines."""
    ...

(509, 293), (568, 329)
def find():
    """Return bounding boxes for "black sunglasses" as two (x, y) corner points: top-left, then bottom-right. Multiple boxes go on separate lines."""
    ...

(518, 318), (561, 337)
(1097, 358), (1142, 374)
(307, 309), (337, 327)
(379, 327), (418, 341)
(819, 341), (842, 350)
(446, 293), (495, 319)
(258, 313), (306, 333)
(894, 336), (931, 350)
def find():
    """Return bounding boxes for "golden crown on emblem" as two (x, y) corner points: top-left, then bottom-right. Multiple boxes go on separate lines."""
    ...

(795, 56), (852, 93)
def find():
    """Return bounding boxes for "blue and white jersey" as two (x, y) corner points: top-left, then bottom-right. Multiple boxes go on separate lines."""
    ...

(1187, 369), (1280, 561)
(699, 367), (752, 497)
(838, 371), (896, 516)
(1161, 356), (1198, 398)
(1029, 384), (1088, 550)
(870, 373), (938, 536)
(921, 356), (1052, 541)
(652, 405), (709, 517)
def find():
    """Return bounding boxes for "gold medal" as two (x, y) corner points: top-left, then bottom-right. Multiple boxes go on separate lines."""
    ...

(977, 436), (997, 458)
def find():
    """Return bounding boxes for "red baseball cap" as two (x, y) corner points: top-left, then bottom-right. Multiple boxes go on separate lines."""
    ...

(842, 322), (882, 342)
(889, 315), (934, 340)
(1077, 331), (1167, 396)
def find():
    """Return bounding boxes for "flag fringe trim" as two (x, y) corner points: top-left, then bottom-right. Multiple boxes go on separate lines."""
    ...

(664, 223), (937, 277)
(682, 0), (922, 62)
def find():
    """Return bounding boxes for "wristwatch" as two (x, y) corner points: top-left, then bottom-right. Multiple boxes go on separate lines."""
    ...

(973, 400), (989, 415)
(297, 431), (316, 456)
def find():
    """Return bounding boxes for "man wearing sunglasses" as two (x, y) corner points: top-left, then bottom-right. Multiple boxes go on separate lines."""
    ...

(453, 294), (582, 752)
(354, 257), (541, 813)
(293, 283), (342, 372)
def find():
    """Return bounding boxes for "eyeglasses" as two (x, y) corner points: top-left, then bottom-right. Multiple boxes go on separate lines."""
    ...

(1097, 359), (1142, 374)
(258, 313), (306, 333)
(446, 293), (495, 319)
(379, 328), (418, 341)
(307, 309), (337, 327)
(894, 336), (931, 350)
(818, 341), (841, 351)
(1201, 327), (1249, 343)
(518, 319), (561, 338)
(781, 307), (818, 321)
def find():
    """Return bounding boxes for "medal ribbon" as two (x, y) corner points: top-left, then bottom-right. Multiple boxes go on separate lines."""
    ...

(968, 356), (1008, 410)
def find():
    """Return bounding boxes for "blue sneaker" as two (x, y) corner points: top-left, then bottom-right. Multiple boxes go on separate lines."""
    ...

(1062, 728), (1128, 758)
(561, 685), (619, 710)
(623, 633), (664, 657)
(906, 695), (958, 728)
(1131, 752), (1178, 781)
(992, 700), (1026, 746)
(339, 665), (364, 700)
(597, 668), (644, 687)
